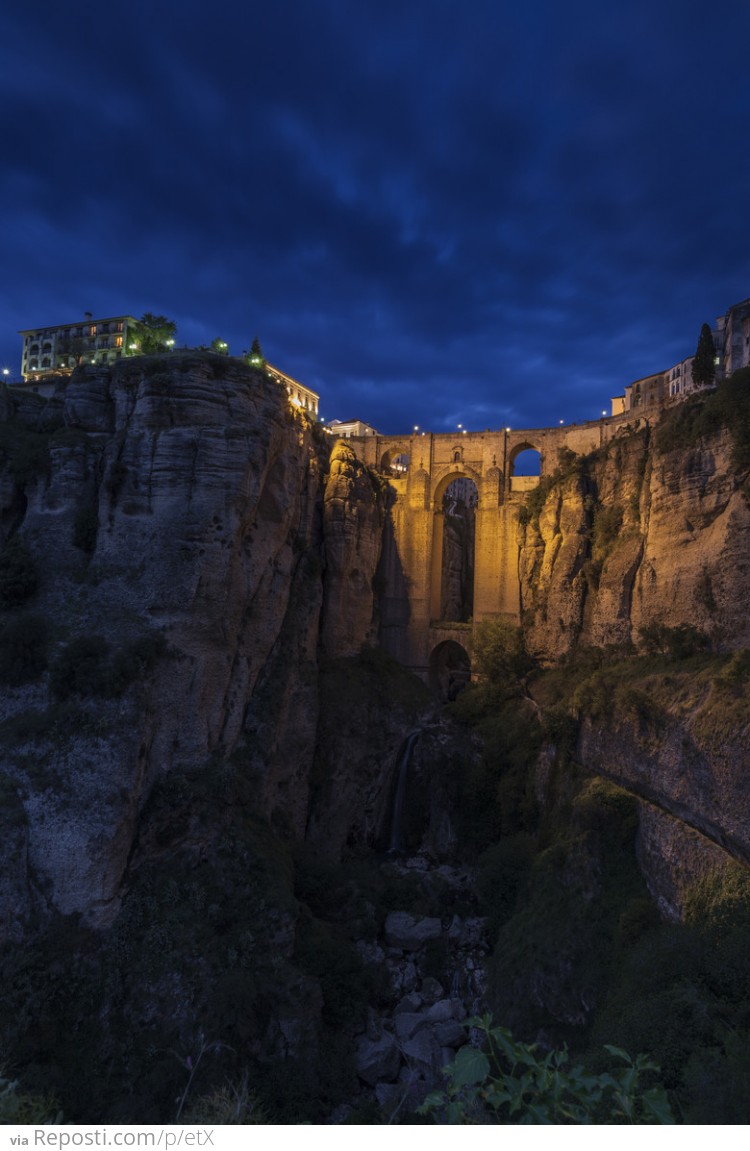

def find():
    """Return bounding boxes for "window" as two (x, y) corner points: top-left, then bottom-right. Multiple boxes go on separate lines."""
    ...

(89, 325), (97, 337)
(114, 336), (123, 348)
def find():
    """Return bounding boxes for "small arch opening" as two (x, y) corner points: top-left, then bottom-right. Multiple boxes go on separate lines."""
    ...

(429, 640), (471, 700)
(510, 446), (542, 492)
(381, 449), (410, 476)
(512, 448), (541, 477)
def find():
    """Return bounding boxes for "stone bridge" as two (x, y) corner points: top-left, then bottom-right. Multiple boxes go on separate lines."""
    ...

(347, 416), (633, 686)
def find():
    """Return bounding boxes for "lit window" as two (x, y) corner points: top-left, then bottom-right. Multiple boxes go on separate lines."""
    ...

(115, 336), (123, 348)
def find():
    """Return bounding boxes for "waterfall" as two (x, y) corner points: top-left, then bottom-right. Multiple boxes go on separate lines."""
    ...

(388, 731), (420, 853)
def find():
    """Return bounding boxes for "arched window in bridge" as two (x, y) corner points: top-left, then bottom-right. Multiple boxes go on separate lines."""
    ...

(512, 448), (541, 477)
(381, 450), (410, 476)
(509, 447), (541, 493)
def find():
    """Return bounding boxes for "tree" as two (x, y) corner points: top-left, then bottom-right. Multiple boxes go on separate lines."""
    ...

(128, 313), (177, 356)
(472, 618), (533, 687)
(692, 322), (716, 388)
(210, 338), (229, 354)
(247, 336), (265, 367)
(57, 335), (87, 368)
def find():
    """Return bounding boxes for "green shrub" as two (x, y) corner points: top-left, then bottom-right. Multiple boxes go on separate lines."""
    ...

(478, 834), (535, 935)
(655, 367), (750, 468)
(0, 613), (50, 683)
(0, 538), (38, 608)
(517, 474), (557, 527)
(713, 648), (750, 692)
(0, 1074), (62, 1124)
(182, 1077), (268, 1124)
(419, 1016), (674, 1123)
(293, 912), (373, 1028)
(472, 618), (533, 687)
(638, 623), (709, 660)
(591, 503), (623, 557)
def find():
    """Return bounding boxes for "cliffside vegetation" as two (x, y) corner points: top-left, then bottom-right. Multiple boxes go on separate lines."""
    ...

(447, 618), (750, 1123)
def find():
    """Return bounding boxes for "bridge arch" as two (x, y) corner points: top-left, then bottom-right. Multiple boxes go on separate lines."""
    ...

(430, 469), (480, 623)
(380, 444), (410, 476)
(431, 464), (483, 509)
(509, 441), (542, 491)
(429, 640), (471, 700)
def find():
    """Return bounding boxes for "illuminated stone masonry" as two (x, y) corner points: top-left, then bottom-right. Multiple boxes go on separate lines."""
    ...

(346, 413), (642, 681)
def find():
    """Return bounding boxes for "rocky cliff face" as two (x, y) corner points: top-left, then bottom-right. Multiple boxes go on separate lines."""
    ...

(574, 663), (750, 916)
(321, 440), (385, 657)
(0, 356), (388, 937)
(519, 421), (750, 659)
(515, 404), (750, 912)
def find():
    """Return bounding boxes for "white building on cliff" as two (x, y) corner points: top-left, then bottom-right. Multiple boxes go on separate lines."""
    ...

(612, 295), (750, 415)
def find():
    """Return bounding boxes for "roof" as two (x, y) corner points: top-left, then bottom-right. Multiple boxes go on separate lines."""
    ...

(19, 314), (138, 334)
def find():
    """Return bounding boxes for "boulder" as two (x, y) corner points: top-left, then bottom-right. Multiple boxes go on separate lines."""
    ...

(394, 1012), (427, 1042)
(356, 1032), (401, 1085)
(384, 911), (442, 951)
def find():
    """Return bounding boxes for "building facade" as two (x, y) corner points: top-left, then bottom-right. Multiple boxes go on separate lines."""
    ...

(326, 418), (379, 438)
(265, 364), (320, 416)
(717, 297), (750, 378)
(19, 314), (138, 381)
(612, 296), (750, 415)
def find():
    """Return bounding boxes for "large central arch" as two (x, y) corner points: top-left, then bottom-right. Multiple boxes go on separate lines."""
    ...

(430, 467), (481, 622)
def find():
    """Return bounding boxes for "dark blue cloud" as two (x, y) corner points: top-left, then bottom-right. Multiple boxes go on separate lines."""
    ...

(2, 0), (750, 434)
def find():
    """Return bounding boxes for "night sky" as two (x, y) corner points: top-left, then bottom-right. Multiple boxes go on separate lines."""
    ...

(2, 0), (749, 435)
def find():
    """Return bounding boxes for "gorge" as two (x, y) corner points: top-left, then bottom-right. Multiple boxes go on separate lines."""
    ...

(1, 353), (750, 1123)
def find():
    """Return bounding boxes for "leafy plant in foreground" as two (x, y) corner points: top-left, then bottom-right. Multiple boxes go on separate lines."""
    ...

(419, 1015), (674, 1124)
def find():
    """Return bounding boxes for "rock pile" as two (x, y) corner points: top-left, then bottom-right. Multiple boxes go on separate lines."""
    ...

(346, 856), (490, 1121)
